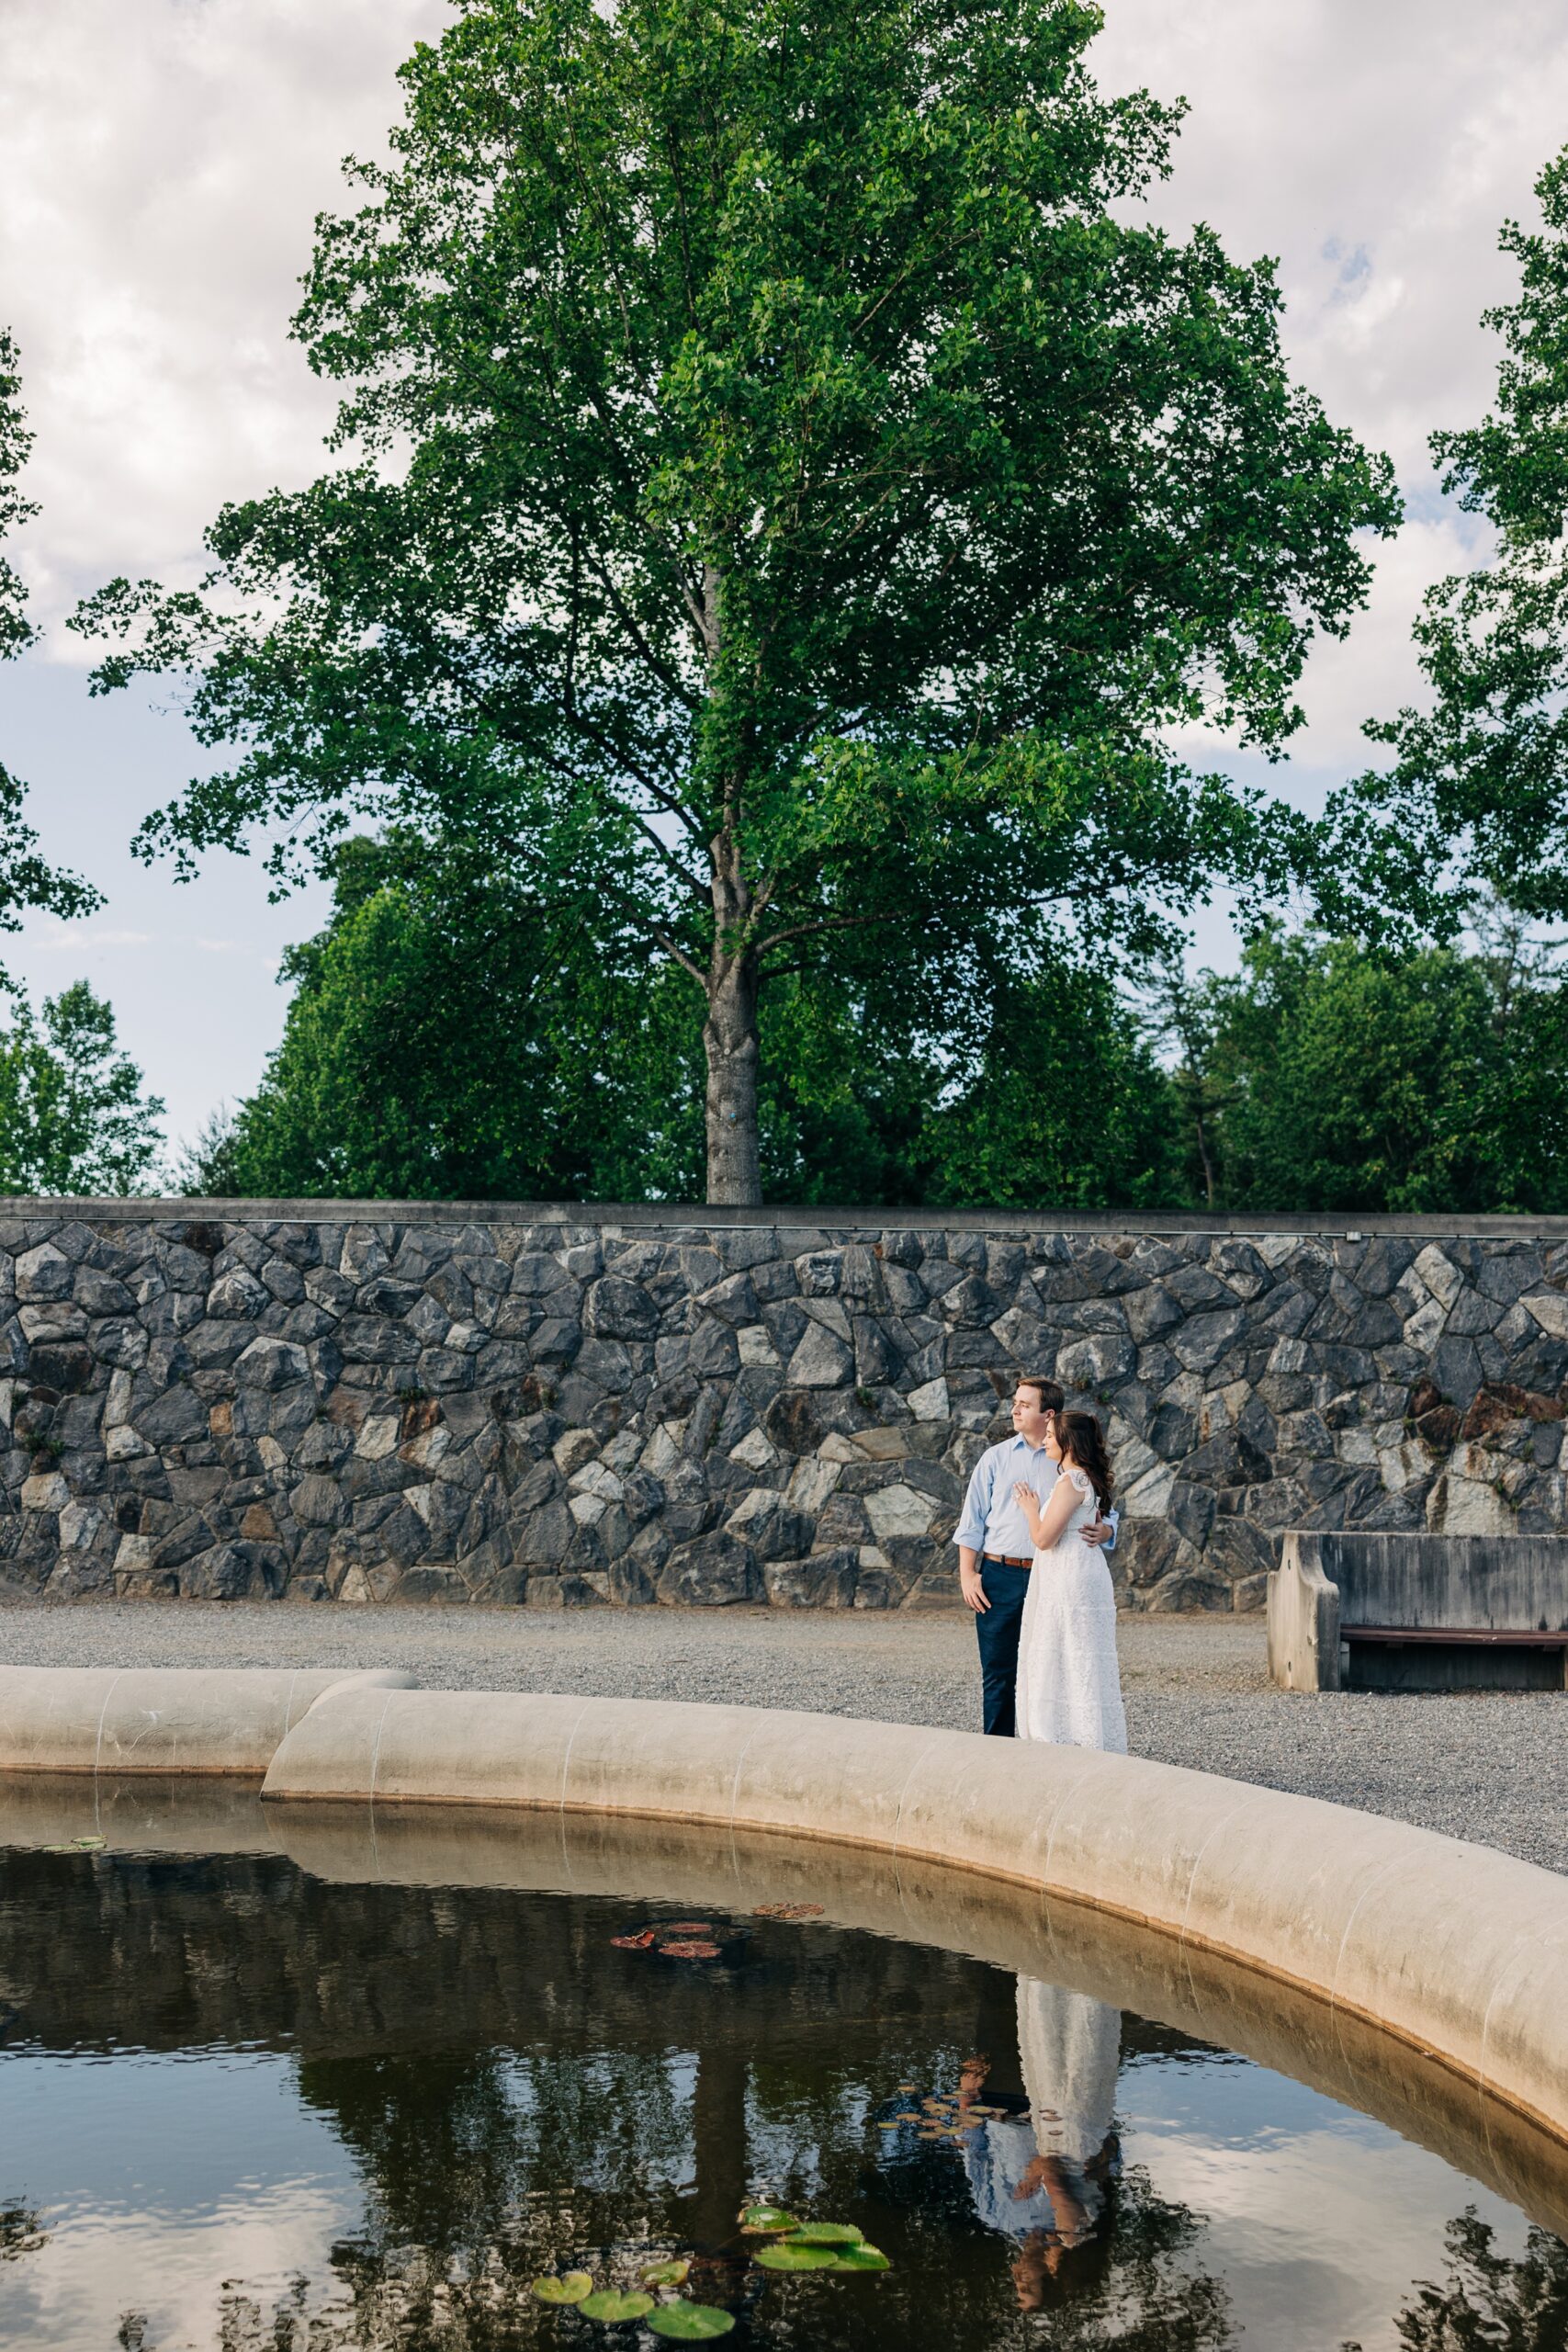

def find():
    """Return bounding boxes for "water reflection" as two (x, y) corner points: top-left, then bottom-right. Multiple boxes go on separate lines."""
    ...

(0, 1835), (1558, 2352)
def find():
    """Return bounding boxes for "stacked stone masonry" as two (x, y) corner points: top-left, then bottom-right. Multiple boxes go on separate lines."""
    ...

(1, 1207), (1565, 1611)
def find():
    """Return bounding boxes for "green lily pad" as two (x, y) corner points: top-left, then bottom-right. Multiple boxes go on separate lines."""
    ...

(646, 2303), (736, 2340)
(640, 2259), (691, 2287)
(532, 2271), (593, 2304)
(784, 2223), (863, 2245)
(580, 2289), (656, 2324)
(73, 1836), (106, 1850)
(753, 2242), (840, 2271)
(739, 2205), (798, 2233)
(828, 2244), (892, 2272)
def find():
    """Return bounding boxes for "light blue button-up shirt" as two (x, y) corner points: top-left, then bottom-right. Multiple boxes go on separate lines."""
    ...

(953, 1434), (1118, 1557)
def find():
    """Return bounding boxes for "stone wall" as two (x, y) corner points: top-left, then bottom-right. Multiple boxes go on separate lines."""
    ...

(1, 1203), (1565, 1611)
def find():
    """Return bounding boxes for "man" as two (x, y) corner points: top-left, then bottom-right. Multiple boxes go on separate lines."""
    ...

(953, 1375), (1117, 1736)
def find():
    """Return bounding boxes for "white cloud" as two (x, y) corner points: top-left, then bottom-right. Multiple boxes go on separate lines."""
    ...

(0, 0), (447, 637)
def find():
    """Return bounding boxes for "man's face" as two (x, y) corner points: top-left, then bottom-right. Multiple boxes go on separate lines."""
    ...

(1011, 1385), (1053, 1446)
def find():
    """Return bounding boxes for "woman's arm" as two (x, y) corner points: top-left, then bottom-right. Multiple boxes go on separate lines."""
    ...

(1011, 1476), (1082, 1553)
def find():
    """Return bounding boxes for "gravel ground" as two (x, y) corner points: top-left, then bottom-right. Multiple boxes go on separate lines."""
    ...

(5, 1601), (1566, 1873)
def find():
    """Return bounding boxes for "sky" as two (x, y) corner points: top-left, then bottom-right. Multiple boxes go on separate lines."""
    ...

(2, 0), (1567, 1154)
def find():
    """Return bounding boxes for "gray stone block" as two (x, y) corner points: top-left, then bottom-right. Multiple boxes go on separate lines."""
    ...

(657, 1531), (759, 1605)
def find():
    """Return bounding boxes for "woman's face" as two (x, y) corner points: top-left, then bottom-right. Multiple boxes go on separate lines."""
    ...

(1043, 1413), (1064, 1462)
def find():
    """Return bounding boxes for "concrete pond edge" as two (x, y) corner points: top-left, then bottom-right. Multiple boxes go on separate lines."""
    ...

(4, 1663), (1568, 2162)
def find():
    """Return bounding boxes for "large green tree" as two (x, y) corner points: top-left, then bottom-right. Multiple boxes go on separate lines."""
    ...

(77, 0), (1396, 1204)
(1165, 915), (1568, 1215)
(0, 330), (100, 954)
(192, 824), (1181, 1206)
(1337, 148), (1568, 925)
(0, 979), (164, 1196)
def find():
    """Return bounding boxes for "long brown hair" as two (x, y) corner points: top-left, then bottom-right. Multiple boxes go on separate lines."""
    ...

(1056, 1409), (1113, 1513)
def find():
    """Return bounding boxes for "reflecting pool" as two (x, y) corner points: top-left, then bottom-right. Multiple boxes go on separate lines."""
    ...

(1, 1792), (1565, 2352)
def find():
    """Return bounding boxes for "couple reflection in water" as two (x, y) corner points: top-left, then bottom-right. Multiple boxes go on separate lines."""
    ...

(880, 1975), (1120, 2312)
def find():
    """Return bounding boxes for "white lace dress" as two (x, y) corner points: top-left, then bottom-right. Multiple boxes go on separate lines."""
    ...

(1014, 1465), (1128, 1751)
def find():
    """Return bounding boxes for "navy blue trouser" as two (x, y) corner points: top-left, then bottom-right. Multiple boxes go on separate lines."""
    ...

(975, 1558), (1031, 1736)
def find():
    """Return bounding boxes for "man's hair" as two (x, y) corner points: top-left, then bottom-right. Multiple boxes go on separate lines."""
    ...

(1014, 1374), (1065, 1414)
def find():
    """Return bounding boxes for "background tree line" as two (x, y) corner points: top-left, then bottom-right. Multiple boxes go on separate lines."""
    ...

(181, 838), (1568, 1214)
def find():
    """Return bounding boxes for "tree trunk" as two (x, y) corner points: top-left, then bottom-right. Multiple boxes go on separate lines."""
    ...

(704, 944), (761, 1205)
(702, 799), (761, 1205)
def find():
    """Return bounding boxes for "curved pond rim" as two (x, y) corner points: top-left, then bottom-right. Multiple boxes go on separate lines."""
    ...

(265, 1781), (1568, 2169)
(7, 1672), (1568, 2206)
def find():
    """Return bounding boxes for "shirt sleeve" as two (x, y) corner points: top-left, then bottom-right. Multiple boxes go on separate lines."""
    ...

(1104, 1506), (1120, 1551)
(953, 1451), (992, 1551)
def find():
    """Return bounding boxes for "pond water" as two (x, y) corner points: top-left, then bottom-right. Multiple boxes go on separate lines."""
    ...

(1, 1804), (1565, 2352)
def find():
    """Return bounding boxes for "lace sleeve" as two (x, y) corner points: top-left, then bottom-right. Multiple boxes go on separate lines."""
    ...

(1065, 1465), (1093, 1497)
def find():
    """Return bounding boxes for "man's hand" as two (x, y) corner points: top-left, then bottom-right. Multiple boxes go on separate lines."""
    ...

(1081, 1516), (1111, 1549)
(959, 1547), (990, 1612)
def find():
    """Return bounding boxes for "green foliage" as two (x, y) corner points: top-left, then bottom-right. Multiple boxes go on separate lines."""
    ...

(0, 980), (165, 1197)
(1382, 2208), (1568, 2352)
(1337, 146), (1568, 927)
(74, 0), (1396, 1199)
(916, 967), (1186, 1210)
(193, 827), (1184, 1207)
(1166, 916), (1568, 1214)
(186, 831), (705, 1202)
(0, 330), (101, 952)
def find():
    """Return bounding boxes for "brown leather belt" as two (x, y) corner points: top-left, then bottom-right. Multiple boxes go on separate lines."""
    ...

(982, 1553), (1032, 1569)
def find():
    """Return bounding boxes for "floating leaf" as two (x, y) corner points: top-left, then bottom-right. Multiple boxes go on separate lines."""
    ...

(646, 2303), (736, 2340)
(73, 1836), (106, 1850)
(42, 1845), (74, 1855)
(784, 2224), (863, 2246)
(754, 2243), (840, 2272)
(897, 2082), (917, 2093)
(580, 2289), (656, 2324)
(640, 2260), (691, 2288)
(829, 2245), (891, 2273)
(611, 1929), (656, 1950)
(661, 1922), (715, 1936)
(739, 2205), (798, 2234)
(894, 2111), (919, 2122)
(875, 2121), (899, 2132)
(660, 1939), (722, 1960)
(532, 2272), (593, 2304)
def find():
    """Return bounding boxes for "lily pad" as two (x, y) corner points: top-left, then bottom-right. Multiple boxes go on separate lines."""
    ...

(73, 1836), (107, 1850)
(611, 1929), (656, 1950)
(829, 2244), (892, 2273)
(646, 2303), (736, 2340)
(640, 2260), (691, 2287)
(754, 2243), (840, 2272)
(580, 2289), (656, 2324)
(739, 2205), (798, 2233)
(660, 1921), (715, 1936)
(531, 2272), (593, 2304)
(660, 1939), (722, 1960)
(784, 2223), (863, 2246)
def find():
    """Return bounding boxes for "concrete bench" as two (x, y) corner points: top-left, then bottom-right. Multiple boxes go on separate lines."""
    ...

(1268, 1531), (1568, 1692)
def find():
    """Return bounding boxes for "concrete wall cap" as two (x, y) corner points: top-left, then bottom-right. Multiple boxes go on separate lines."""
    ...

(0, 1664), (419, 1776)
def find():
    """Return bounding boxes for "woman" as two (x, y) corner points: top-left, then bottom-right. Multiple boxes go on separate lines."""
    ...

(1010, 1410), (1127, 1751)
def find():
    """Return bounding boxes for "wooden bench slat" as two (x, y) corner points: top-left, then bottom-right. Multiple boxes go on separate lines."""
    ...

(1343, 1625), (1568, 1646)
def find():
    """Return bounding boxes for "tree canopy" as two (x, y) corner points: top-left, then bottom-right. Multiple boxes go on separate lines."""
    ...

(1163, 914), (1568, 1215)
(187, 824), (1182, 1207)
(1337, 146), (1568, 926)
(0, 330), (101, 958)
(78, 0), (1397, 1204)
(0, 979), (164, 1197)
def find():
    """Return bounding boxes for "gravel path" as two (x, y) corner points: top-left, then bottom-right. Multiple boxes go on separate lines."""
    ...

(5, 1602), (1566, 1874)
